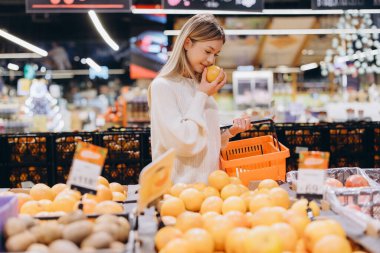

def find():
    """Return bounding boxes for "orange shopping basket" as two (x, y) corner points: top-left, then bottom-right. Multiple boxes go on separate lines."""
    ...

(220, 119), (290, 186)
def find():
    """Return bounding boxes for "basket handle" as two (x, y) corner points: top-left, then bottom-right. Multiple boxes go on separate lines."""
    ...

(221, 118), (281, 151)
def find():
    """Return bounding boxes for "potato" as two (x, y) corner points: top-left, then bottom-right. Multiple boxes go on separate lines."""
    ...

(93, 222), (119, 240)
(30, 221), (63, 244)
(49, 240), (80, 253)
(116, 217), (130, 243)
(95, 214), (119, 225)
(27, 243), (49, 253)
(6, 231), (36, 252)
(110, 241), (126, 252)
(63, 220), (93, 244)
(81, 232), (113, 249)
(58, 210), (86, 224)
(4, 217), (27, 238)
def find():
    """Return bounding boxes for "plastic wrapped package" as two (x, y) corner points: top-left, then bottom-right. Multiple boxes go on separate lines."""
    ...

(326, 187), (380, 235)
(286, 167), (380, 190)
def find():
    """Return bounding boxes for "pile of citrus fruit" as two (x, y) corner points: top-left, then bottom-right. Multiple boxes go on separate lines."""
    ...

(0, 176), (126, 216)
(156, 170), (366, 253)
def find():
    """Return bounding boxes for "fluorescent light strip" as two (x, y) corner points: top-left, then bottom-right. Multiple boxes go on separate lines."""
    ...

(0, 53), (42, 59)
(7, 63), (19, 71)
(131, 8), (380, 16)
(300, 62), (318, 71)
(164, 28), (380, 36)
(85, 57), (102, 72)
(88, 10), (119, 51)
(0, 29), (48, 57)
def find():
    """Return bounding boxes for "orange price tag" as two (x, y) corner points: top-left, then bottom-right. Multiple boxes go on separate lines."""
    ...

(137, 149), (174, 213)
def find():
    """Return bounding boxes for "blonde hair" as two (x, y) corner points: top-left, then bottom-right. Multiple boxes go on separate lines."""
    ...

(148, 14), (225, 106)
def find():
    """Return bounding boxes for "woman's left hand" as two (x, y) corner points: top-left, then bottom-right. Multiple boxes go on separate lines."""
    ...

(228, 116), (252, 136)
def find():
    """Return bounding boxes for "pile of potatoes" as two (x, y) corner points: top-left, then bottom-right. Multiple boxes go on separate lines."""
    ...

(4, 211), (130, 253)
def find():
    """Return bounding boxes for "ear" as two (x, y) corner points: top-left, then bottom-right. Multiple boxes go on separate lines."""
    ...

(183, 37), (192, 51)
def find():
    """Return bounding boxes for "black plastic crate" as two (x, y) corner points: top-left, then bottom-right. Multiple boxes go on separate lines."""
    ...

(0, 133), (53, 164)
(235, 122), (278, 140)
(54, 132), (96, 163)
(373, 123), (380, 168)
(102, 162), (141, 185)
(8, 165), (49, 188)
(99, 131), (143, 163)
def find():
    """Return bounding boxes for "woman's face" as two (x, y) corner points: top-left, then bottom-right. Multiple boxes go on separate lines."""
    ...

(184, 38), (223, 74)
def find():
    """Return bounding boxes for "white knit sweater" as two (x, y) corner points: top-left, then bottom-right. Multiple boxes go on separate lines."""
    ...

(150, 75), (233, 184)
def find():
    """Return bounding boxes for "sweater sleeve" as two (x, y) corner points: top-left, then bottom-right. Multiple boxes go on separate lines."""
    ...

(150, 78), (209, 157)
(221, 128), (234, 150)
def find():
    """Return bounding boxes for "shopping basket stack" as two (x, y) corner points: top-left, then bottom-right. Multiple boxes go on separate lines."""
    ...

(220, 119), (290, 186)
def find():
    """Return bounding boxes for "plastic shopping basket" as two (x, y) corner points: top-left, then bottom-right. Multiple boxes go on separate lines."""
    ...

(220, 119), (290, 186)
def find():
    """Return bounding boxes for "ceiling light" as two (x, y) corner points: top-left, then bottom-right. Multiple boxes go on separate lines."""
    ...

(300, 62), (318, 71)
(88, 10), (119, 51)
(164, 28), (380, 36)
(85, 57), (102, 72)
(7, 63), (19, 71)
(0, 29), (48, 57)
(0, 53), (42, 59)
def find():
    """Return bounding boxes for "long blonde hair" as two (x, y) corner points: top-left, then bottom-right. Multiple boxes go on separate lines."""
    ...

(148, 14), (225, 107)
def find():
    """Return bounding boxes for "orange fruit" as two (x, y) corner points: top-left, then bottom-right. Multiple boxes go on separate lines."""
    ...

(51, 183), (68, 197)
(179, 188), (205, 212)
(291, 199), (320, 217)
(224, 211), (250, 228)
(271, 222), (298, 251)
(51, 195), (76, 212)
(97, 176), (110, 187)
(175, 211), (203, 232)
(229, 177), (243, 185)
(244, 225), (283, 253)
(237, 184), (249, 194)
(94, 200), (124, 214)
(109, 182), (125, 193)
(325, 178), (344, 188)
(225, 227), (250, 253)
(202, 186), (220, 198)
(161, 238), (195, 253)
(30, 183), (54, 201)
(249, 193), (275, 213)
(112, 192), (127, 202)
(248, 207), (285, 227)
(222, 196), (246, 214)
(15, 193), (32, 210)
(268, 187), (291, 209)
(303, 219), (346, 252)
(160, 197), (186, 217)
(208, 170), (230, 191)
(184, 228), (214, 253)
(96, 185), (113, 202)
(38, 199), (53, 212)
(75, 198), (97, 214)
(200, 196), (223, 214)
(55, 189), (81, 201)
(170, 183), (188, 197)
(203, 215), (235, 251)
(240, 191), (257, 209)
(258, 179), (279, 190)
(283, 210), (311, 237)
(191, 183), (207, 191)
(202, 211), (220, 221)
(155, 226), (183, 251)
(20, 200), (44, 215)
(83, 193), (98, 202)
(206, 65), (222, 83)
(313, 234), (352, 253)
(295, 239), (308, 253)
(221, 184), (242, 200)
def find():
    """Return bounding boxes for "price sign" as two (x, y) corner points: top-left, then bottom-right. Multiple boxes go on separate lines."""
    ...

(67, 142), (107, 194)
(137, 149), (175, 213)
(162, 0), (264, 12)
(296, 151), (329, 199)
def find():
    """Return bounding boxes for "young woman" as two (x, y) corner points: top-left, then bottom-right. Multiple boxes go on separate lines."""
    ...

(149, 14), (251, 183)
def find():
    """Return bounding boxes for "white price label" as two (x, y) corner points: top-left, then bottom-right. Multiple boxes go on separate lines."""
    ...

(67, 159), (101, 191)
(297, 169), (326, 196)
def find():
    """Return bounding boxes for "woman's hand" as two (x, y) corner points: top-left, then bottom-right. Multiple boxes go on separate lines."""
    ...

(229, 116), (252, 136)
(198, 67), (226, 96)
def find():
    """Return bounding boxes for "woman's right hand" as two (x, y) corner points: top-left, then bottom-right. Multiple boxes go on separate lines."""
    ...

(198, 67), (226, 96)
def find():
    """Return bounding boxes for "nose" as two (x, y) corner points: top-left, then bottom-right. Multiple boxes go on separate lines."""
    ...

(206, 54), (215, 65)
